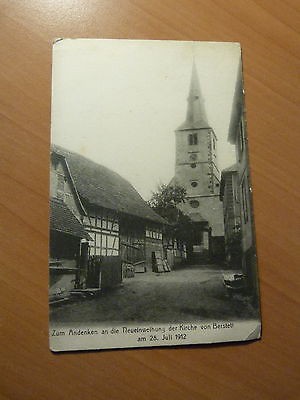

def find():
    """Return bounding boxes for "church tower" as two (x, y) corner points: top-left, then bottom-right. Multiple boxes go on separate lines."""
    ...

(173, 62), (224, 259)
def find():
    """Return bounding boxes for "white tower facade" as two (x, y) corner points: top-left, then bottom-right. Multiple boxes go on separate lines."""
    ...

(173, 62), (224, 256)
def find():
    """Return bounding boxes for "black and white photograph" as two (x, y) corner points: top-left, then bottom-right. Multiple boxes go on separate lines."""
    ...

(49, 39), (261, 352)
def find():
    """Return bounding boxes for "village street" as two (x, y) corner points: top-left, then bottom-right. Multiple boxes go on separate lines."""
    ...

(50, 266), (258, 324)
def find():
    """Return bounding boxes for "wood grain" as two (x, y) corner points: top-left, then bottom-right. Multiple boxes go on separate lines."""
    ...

(0, 1), (299, 399)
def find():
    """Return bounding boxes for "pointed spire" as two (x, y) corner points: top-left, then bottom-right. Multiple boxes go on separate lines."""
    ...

(177, 61), (210, 131)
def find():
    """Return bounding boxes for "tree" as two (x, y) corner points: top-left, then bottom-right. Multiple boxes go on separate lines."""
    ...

(148, 184), (187, 210)
(147, 184), (193, 242)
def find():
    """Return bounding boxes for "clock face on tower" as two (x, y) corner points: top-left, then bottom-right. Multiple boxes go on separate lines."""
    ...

(189, 153), (197, 161)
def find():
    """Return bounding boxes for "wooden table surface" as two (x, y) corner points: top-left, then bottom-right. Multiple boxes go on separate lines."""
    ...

(1, 1), (299, 399)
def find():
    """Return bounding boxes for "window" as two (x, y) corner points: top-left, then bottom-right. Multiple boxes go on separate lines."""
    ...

(107, 220), (112, 230)
(89, 216), (96, 227)
(95, 234), (101, 247)
(191, 181), (198, 187)
(188, 133), (198, 145)
(82, 216), (88, 225)
(102, 235), (107, 249)
(96, 217), (102, 227)
(112, 221), (119, 232)
(190, 200), (200, 208)
(107, 236), (114, 248)
(114, 237), (119, 249)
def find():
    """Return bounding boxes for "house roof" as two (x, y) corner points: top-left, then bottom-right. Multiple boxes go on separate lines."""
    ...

(50, 198), (91, 240)
(51, 145), (167, 225)
(228, 58), (243, 144)
(176, 61), (211, 131)
(51, 151), (87, 215)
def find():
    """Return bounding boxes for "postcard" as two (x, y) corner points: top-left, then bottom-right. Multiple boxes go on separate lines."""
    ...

(49, 39), (261, 352)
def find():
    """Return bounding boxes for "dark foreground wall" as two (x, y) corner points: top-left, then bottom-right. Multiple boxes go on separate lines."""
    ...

(86, 255), (122, 290)
(210, 236), (225, 262)
(101, 256), (122, 289)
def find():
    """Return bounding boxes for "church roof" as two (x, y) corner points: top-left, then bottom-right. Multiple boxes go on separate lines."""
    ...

(176, 61), (211, 131)
(51, 145), (167, 225)
(221, 163), (238, 174)
(189, 212), (208, 223)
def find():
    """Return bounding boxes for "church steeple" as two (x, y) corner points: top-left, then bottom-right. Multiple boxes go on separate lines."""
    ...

(177, 61), (210, 131)
(172, 60), (224, 261)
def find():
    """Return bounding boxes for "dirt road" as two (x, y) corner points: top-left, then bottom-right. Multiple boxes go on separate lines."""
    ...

(50, 266), (258, 324)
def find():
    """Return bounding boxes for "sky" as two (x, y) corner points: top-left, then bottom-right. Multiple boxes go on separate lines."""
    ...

(51, 39), (241, 200)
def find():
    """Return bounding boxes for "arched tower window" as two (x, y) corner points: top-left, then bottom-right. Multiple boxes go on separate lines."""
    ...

(188, 133), (198, 145)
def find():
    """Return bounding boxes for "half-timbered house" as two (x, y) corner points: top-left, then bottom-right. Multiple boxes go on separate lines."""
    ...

(49, 152), (91, 302)
(50, 145), (168, 289)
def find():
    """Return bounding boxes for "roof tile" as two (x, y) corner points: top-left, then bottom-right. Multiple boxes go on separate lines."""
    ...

(52, 145), (167, 225)
(50, 198), (91, 240)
